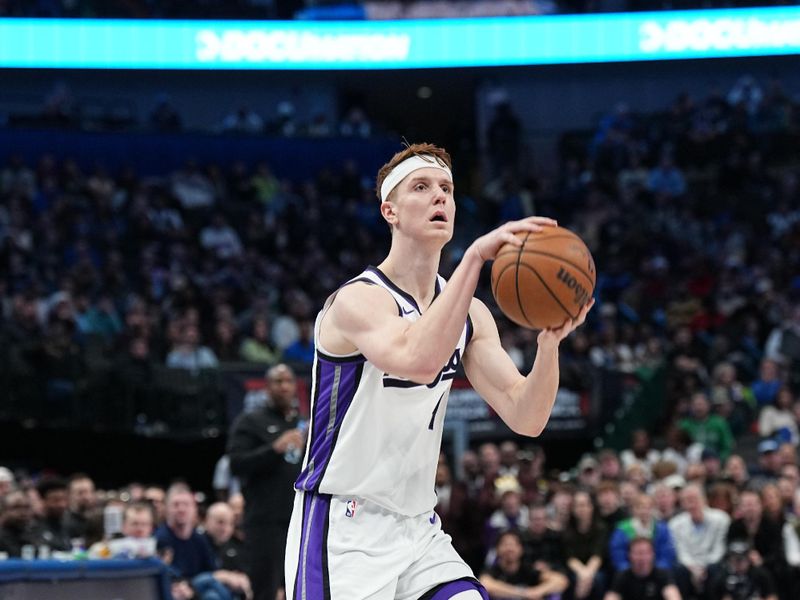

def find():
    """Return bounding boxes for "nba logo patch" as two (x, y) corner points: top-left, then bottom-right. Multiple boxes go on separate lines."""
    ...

(345, 499), (358, 518)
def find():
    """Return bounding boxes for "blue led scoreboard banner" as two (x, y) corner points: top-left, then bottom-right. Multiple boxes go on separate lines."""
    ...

(1, 7), (799, 69)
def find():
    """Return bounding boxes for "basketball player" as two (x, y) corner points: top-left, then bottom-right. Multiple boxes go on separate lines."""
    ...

(285, 143), (593, 600)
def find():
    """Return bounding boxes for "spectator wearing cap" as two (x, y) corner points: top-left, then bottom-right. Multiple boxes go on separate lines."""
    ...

(484, 476), (529, 555)
(609, 494), (676, 574)
(564, 490), (608, 600)
(481, 530), (569, 600)
(35, 477), (71, 551)
(669, 484), (730, 599)
(604, 537), (681, 600)
(679, 392), (734, 462)
(708, 541), (778, 600)
(700, 448), (723, 485)
(577, 455), (601, 489)
(750, 439), (783, 488)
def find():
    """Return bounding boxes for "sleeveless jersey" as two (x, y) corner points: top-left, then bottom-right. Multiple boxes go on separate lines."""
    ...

(294, 266), (473, 517)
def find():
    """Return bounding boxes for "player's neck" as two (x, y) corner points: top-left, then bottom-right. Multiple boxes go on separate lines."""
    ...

(379, 243), (441, 310)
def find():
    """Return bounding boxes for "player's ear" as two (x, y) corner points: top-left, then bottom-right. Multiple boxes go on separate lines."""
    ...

(380, 200), (398, 226)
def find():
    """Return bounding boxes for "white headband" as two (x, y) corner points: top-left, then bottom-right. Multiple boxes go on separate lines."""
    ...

(379, 154), (452, 202)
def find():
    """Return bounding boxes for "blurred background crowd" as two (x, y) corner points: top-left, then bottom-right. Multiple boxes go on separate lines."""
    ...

(1, 1), (800, 599)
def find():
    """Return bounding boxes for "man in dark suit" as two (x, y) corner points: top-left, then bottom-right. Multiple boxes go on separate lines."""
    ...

(228, 363), (305, 600)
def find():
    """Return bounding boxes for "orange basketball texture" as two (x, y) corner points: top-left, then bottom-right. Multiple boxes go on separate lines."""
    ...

(490, 227), (596, 329)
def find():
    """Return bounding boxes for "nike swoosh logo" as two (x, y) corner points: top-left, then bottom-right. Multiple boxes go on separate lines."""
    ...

(402, 307), (415, 315)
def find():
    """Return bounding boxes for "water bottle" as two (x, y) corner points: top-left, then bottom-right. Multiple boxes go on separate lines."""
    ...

(284, 419), (308, 464)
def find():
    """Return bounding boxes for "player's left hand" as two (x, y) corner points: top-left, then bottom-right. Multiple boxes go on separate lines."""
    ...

(537, 298), (594, 346)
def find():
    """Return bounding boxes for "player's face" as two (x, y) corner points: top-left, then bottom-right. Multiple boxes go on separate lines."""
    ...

(393, 167), (455, 242)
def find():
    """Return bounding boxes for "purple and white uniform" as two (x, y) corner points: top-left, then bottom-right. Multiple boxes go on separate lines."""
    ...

(284, 266), (478, 600)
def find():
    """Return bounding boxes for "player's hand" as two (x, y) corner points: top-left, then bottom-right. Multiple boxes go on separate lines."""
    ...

(272, 428), (305, 454)
(537, 298), (594, 347)
(469, 216), (557, 263)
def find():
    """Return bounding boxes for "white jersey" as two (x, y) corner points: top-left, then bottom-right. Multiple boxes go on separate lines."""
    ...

(294, 266), (473, 517)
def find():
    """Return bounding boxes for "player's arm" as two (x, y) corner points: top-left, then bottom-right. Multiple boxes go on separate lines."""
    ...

(325, 217), (557, 383)
(463, 297), (592, 436)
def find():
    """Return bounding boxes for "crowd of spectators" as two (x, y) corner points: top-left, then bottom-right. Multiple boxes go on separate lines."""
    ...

(1, 70), (800, 597)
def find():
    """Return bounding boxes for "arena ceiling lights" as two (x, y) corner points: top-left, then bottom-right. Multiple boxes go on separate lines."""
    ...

(1, 7), (799, 70)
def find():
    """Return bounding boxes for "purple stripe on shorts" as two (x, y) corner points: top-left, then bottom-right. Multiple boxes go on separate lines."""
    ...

(427, 579), (489, 600)
(294, 493), (331, 600)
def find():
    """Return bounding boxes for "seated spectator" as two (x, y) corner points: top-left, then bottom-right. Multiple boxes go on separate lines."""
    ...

(485, 477), (529, 556)
(596, 481), (627, 532)
(620, 429), (661, 479)
(679, 392), (734, 462)
(0, 490), (44, 557)
(708, 541), (778, 600)
(434, 454), (483, 573)
(604, 537), (681, 600)
(202, 502), (246, 573)
(564, 490), (608, 600)
(722, 454), (750, 490)
(706, 481), (737, 516)
(239, 315), (280, 365)
(123, 502), (156, 539)
(166, 324), (219, 372)
(35, 477), (72, 552)
(479, 530), (569, 600)
(727, 489), (785, 577)
(521, 502), (566, 572)
(598, 449), (624, 482)
(221, 106), (263, 135)
(669, 484), (730, 600)
(144, 486), (167, 525)
(170, 161), (216, 210)
(759, 386), (798, 445)
(64, 473), (97, 540)
(200, 213), (243, 260)
(750, 439), (783, 488)
(751, 358), (784, 408)
(647, 154), (686, 198)
(281, 319), (315, 366)
(155, 483), (251, 600)
(0, 467), (16, 503)
(651, 482), (680, 522)
(609, 494), (676, 573)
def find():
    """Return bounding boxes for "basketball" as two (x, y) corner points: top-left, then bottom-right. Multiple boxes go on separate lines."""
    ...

(491, 226), (596, 330)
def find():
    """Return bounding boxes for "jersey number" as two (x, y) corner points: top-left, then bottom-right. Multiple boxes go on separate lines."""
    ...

(428, 393), (445, 430)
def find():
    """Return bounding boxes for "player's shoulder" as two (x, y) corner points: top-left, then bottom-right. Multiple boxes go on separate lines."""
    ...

(329, 279), (399, 321)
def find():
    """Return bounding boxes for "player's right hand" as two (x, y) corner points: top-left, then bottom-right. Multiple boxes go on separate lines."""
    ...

(469, 216), (557, 262)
